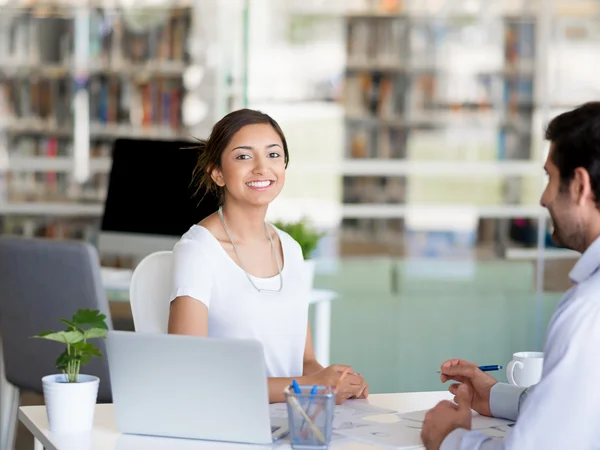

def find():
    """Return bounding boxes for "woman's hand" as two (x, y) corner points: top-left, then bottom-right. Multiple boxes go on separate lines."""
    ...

(305, 364), (369, 404)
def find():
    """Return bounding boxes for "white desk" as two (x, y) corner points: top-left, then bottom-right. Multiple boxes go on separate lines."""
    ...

(102, 268), (337, 367)
(19, 392), (452, 450)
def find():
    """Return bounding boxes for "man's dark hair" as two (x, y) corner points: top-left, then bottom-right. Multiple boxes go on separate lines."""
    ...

(546, 101), (600, 205)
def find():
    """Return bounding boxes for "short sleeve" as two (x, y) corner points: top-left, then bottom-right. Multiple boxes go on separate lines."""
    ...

(170, 238), (213, 308)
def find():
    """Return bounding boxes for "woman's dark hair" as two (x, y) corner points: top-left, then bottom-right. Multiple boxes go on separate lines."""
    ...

(190, 108), (289, 205)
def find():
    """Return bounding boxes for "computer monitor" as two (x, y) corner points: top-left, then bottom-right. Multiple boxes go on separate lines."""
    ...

(98, 138), (218, 257)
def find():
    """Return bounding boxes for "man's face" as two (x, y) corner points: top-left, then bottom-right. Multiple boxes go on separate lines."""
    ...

(540, 144), (585, 251)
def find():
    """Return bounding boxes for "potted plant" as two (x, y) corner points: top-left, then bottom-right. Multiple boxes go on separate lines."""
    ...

(273, 217), (324, 291)
(32, 309), (108, 433)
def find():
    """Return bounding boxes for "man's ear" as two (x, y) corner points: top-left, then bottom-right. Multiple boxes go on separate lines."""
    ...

(572, 167), (592, 206)
(211, 166), (225, 187)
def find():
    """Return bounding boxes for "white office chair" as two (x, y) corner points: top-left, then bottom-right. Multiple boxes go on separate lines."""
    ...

(129, 251), (174, 333)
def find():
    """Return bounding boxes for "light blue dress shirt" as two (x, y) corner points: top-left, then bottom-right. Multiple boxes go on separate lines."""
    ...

(441, 236), (600, 450)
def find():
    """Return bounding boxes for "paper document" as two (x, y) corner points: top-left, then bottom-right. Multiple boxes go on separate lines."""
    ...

(270, 400), (396, 422)
(399, 409), (514, 430)
(269, 403), (288, 418)
(336, 421), (424, 449)
(333, 418), (374, 431)
(337, 400), (397, 417)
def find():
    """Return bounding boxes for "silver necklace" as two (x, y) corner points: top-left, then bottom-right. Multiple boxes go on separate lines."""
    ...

(218, 206), (283, 294)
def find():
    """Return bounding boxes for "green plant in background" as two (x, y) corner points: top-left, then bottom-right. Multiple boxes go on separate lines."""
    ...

(274, 217), (324, 260)
(32, 309), (108, 383)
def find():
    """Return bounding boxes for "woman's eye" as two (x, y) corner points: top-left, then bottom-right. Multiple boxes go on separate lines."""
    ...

(269, 152), (281, 158)
(236, 154), (250, 160)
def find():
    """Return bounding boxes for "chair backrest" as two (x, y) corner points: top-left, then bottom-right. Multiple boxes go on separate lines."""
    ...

(0, 236), (113, 402)
(129, 251), (173, 334)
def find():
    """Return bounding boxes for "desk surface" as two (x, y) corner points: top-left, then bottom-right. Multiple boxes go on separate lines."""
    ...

(19, 392), (451, 450)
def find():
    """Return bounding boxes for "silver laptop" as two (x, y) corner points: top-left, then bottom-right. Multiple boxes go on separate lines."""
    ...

(106, 330), (288, 445)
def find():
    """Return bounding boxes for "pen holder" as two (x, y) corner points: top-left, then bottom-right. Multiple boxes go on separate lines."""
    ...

(284, 385), (335, 449)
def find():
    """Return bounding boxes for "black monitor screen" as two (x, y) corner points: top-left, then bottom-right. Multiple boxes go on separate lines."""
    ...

(101, 138), (218, 236)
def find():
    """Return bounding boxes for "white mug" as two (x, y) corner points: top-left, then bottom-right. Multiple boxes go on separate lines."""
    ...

(506, 352), (544, 387)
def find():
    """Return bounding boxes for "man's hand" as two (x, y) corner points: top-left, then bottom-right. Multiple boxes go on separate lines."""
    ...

(421, 383), (473, 450)
(440, 359), (497, 417)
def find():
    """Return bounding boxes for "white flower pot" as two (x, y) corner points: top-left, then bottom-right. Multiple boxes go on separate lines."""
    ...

(42, 374), (99, 433)
(304, 259), (316, 292)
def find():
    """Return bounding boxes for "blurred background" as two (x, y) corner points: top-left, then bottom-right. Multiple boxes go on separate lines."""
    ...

(0, 0), (598, 442)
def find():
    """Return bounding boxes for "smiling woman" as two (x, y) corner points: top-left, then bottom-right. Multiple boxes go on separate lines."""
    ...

(167, 109), (369, 404)
(190, 109), (290, 207)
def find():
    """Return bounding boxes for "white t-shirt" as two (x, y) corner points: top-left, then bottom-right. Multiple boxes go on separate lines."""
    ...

(169, 224), (309, 378)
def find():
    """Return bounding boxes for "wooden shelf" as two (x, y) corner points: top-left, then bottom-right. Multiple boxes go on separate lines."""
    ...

(342, 204), (546, 219)
(0, 202), (103, 216)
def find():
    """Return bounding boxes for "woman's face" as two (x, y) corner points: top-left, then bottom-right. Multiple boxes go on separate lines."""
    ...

(211, 123), (286, 208)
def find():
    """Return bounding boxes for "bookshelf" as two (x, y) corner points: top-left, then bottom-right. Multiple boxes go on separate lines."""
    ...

(0, 2), (246, 251)
(339, 6), (542, 256)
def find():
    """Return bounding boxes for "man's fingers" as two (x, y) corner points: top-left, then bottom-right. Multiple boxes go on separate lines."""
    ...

(440, 360), (479, 379)
(441, 359), (476, 369)
(449, 383), (460, 395)
(438, 400), (458, 409)
(427, 400), (457, 418)
(455, 383), (474, 411)
(442, 374), (468, 384)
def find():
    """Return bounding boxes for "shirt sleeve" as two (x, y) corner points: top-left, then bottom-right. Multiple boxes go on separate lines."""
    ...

(489, 383), (527, 421)
(170, 238), (213, 308)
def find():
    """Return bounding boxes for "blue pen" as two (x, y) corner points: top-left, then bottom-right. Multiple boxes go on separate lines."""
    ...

(478, 365), (503, 372)
(305, 385), (318, 413)
(437, 365), (503, 374)
(292, 379), (302, 394)
(300, 385), (318, 438)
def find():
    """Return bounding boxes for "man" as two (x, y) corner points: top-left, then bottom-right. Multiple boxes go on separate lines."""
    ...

(421, 102), (600, 449)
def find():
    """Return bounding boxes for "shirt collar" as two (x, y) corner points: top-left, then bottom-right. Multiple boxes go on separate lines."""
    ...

(570, 236), (600, 284)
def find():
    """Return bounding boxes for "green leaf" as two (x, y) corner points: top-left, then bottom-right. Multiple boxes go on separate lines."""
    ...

(60, 319), (77, 330)
(71, 341), (102, 356)
(71, 342), (102, 365)
(71, 309), (108, 329)
(56, 350), (71, 371)
(83, 328), (108, 340)
(33, 330), (84, 344)
(273, 217), (324, 259)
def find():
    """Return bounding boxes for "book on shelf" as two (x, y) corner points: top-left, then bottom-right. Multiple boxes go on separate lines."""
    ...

(0, 215), (99, 242)
(344, 72), (408, 119)
(346, 126), (407, 159)
(5, 171), (107, 203)
(89, 76), (183, 131)
(0, 7), (190, 135)
(0, 7), (191, 68)
(343, 176), (406, 204)
(3, 135), (110, 203)
(346, 16), (408, 67)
